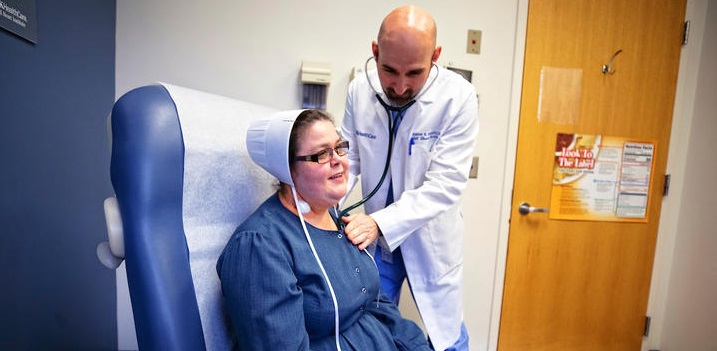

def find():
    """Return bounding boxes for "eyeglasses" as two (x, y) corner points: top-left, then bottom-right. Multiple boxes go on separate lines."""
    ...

(295, 141), (349, 164)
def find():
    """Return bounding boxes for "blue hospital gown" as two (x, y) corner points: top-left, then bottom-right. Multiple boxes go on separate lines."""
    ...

(217, 194), (430, 351)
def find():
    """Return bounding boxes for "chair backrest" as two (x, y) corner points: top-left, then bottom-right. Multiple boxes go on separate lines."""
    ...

(109, 83), (276, 350)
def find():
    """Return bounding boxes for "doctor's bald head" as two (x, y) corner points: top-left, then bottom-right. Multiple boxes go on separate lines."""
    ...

(378, 5), (437, 52)
(372, 5), (442, 106)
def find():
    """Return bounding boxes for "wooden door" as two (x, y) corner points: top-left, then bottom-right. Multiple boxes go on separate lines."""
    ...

(498, 1), (686, 350)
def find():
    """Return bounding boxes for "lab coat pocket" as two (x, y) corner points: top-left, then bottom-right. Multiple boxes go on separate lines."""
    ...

(404, 141), (432, 188)
(425, 206), (464, 283)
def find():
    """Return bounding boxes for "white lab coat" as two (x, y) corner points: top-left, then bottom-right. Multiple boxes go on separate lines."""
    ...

(341, 65), (479, 351)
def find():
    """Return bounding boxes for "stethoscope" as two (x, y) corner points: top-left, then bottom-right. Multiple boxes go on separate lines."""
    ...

(332, 56), (440, 228)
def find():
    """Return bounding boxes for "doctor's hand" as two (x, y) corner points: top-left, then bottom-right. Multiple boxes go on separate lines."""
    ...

(342, 213), (380, 251)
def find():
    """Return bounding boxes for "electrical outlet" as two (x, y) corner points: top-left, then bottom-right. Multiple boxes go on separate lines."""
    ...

(467, 29), (482, 54)
(469, 156), (479, 179)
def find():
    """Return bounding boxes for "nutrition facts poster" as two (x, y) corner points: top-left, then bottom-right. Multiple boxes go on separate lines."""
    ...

(549, 133), (656, 222)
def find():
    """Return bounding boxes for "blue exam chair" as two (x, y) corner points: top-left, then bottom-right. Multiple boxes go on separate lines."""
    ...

(97, 84), (277, 350)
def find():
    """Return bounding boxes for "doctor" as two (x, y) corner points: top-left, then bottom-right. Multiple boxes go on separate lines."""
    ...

(340, 5), (479, 351)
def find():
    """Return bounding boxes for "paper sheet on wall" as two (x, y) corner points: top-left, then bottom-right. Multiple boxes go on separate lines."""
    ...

(538, 67), (582, 124)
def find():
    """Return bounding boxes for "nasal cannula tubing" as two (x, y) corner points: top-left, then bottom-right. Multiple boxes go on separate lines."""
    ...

(336, 56), (439, 222)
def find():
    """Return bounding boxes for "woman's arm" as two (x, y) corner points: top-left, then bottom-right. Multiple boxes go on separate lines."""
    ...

(217, 231), (310, 351)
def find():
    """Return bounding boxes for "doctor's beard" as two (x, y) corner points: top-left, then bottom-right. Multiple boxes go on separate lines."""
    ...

(385, 88), (416, 107)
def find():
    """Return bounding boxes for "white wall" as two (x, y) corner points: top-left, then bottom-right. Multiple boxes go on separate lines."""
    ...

(116, 1), (519, 350)
(116, 0), (715, 350)
(650, 0), (717, 350)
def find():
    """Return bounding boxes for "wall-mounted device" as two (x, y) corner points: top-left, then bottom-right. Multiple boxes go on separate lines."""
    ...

(301, 61), (331, 110)
(467, 29), (482, 54)
(446, 66), (473, 83)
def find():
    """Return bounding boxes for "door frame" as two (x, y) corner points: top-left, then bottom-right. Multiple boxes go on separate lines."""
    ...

(488, 0), (710, 350)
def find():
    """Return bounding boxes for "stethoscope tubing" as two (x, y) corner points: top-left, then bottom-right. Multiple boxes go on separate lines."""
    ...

(336, 57), (438, 222)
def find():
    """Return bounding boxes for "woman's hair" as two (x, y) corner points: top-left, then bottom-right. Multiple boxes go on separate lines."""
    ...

(288, 109), (335, 170)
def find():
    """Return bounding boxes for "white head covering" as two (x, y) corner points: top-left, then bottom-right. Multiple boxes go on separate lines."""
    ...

(246, 110), (305, 186)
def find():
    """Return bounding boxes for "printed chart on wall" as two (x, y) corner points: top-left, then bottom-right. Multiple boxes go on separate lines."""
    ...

(550, 133), (656, 222)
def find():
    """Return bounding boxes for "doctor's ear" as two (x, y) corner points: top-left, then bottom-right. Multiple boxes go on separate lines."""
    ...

(432, 46), (442, 62)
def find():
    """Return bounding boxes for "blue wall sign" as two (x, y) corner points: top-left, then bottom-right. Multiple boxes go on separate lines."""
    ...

(0, 0), (37, 43)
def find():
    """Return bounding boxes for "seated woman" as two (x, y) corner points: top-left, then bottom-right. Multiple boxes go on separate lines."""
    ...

(217, 109), (430, 351)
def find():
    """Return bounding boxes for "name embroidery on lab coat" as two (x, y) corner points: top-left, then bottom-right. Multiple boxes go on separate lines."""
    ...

(355, 130), (377, 139)
(409, 131), (440, 155)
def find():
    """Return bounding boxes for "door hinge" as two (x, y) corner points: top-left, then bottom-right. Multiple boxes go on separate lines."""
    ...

(663, 174), (671, 197)
(644, 315), (652, 336)
(683, 21), (691, 46)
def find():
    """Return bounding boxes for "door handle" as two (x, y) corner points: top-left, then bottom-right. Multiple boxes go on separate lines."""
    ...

(518, 202), (550, 215)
